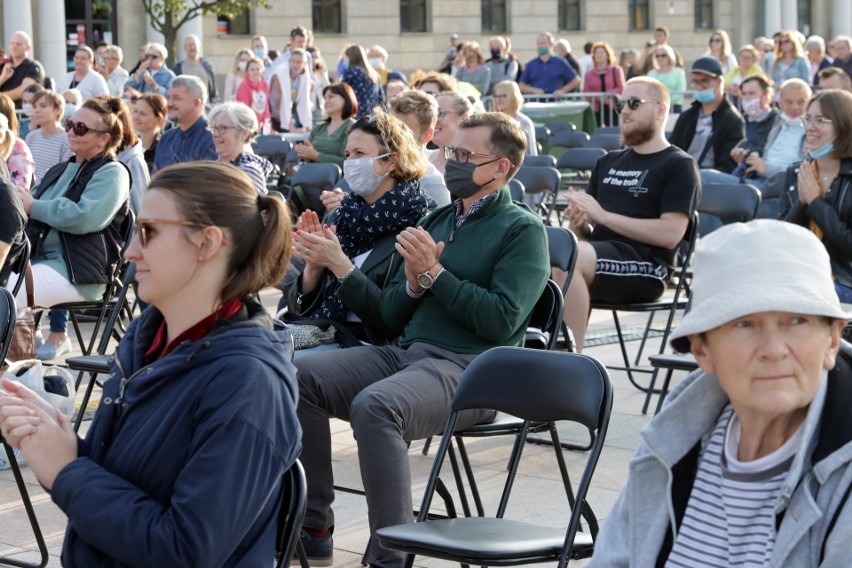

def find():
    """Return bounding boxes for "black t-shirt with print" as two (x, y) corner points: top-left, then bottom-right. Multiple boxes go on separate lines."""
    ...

(0, 58), (45, 108)
(588, 145), (699, 266)
(0, 178), (27, 286)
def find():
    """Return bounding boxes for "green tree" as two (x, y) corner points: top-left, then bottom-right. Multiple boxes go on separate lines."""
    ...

(141, 0), (271, 66)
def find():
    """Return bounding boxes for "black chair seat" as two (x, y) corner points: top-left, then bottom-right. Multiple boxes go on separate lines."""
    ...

(66, 353), (112, 374)
(648, 353), (698, 371)
(593, 297), (689, 313)
(377, 517), (594, 564)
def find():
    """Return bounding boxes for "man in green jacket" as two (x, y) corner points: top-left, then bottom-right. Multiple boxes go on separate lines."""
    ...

(295, 112), (550, 568)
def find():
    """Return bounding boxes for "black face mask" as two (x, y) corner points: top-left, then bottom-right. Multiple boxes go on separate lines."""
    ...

(443, 158), (498, 198)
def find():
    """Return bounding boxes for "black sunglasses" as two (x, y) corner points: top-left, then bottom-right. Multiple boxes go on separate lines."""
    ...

(135, 219), (208, 248)
(65, 119), (107, 136)
(615, 97), (660, 114)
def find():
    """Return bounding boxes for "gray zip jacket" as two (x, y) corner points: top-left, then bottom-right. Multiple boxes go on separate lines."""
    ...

(589, 343), (852, 567)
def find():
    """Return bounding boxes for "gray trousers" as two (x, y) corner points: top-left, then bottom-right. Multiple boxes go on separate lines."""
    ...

(296, 342), (494, 568)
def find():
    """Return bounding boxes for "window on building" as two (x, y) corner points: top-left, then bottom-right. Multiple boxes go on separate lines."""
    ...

(481, 0), (507, 33)
(313, 0), (342, 33)
(401, 0), (428, 33)
(694, 0), (714, 28)
(218, 9), (251, 35)
(798, 0), (811, 36)
(629, 0), (649, 30)
(558, 0), (582, 31)
(65, 0), (118, 71)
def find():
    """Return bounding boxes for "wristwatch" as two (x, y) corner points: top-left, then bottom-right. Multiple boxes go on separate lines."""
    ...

(416, 265), (445, 290)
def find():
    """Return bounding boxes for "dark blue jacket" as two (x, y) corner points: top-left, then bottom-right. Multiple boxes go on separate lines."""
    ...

(51, 297), (301, 567)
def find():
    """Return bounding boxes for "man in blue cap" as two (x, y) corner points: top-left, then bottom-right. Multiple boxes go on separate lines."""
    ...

(670, 56), (744, 174)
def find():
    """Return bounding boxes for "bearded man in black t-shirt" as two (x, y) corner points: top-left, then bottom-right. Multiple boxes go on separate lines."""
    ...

(557, 76), (700, 351)
(0, 31), (45, 109)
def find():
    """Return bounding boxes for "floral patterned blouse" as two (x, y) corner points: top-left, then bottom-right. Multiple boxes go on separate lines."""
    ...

(341, 65), (386, 119)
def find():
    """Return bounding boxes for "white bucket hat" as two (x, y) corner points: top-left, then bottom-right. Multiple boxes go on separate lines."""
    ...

(669, 219), (851, 353)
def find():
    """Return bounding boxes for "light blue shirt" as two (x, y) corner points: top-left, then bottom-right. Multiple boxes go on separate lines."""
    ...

(765, 123), (804, 169)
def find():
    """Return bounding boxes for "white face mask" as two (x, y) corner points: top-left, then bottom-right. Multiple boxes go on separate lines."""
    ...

(368, 57), (383, 69)
(779, 112), (802, 127)
(238, 61), (248, 71)
(740, 96), (764, 118)
(343, 153), (391, 197)
(22, 103), (34, 117)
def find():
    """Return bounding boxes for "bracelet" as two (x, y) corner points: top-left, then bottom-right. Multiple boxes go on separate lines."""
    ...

(337, 264), (356, 284)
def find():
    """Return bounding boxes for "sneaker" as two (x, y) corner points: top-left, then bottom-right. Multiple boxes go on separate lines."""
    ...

(35, 337), (72, 360)
(293, 528), (333, 567)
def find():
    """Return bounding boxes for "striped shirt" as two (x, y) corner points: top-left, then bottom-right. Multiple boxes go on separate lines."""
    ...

(25, 128), (72, 183)
(666, 405), (801, 567)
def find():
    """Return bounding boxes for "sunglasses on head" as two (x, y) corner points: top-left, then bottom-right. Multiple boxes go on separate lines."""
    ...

(615, 97), (659, 114)
(65, 119), (106, 136)
(134, 219), (209, 248)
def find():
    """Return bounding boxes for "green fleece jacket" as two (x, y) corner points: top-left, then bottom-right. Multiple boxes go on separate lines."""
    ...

(337, 187), (549, 354)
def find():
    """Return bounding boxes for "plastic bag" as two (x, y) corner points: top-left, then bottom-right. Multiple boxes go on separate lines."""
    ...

(0, 360), (76, 470)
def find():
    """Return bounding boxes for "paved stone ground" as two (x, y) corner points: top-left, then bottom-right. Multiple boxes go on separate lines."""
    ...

(0, 287), (687, 567)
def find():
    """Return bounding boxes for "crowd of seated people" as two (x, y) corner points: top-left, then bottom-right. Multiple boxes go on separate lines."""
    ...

(0, 23), (851, 568)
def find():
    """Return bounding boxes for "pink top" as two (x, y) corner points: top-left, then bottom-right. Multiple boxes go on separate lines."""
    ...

(5, 135), (35, 191)
(582, 64), (625, 112)
(236, 77), (272, 127)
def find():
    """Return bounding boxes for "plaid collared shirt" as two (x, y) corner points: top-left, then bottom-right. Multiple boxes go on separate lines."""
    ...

(452, 192), (498, 230)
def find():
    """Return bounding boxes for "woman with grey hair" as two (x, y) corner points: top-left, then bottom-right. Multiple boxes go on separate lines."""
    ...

(491, 80), (537, 156)
(589, 220), (852, 567)
(207, 101), (272, 195)
(124, 42), (175, 96)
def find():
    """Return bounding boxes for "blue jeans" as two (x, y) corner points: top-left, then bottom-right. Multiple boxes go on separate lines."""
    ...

(836, 282), (852, 304)
(49, 310), (68, 333)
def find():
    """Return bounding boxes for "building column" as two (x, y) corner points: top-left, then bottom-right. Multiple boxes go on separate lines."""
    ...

(834, 0), (851, 36)
(37, 0), (65, 83)
(177, 16), (204, 60)
(3, 0), (33, 49)
(764, 0), (782, 35)
(780, 0), (797, 31)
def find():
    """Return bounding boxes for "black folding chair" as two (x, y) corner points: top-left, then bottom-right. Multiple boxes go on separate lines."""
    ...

(286, 163), (342, 215)
(275, 460), (308, 568)
(513, 166), (561, 224)
(645, 353), (698, 414)
(523, 154), (557, 169)
(376, 347), (613, 568)
(544, 122), (577, 136)
(9, 238), (30, 297)
(534, 125), (551, 154)
(0, 288), (49, 568)
(585, 131), (622, 152)
(757, 171), (785, 219)
(594, 126), (620, 135)
(549, 130), (589, 153)
(553, 148), (607, 222)
(255, 137), (293, 173)
(508, 178), (525, 202)
(65, 264), (137, 432)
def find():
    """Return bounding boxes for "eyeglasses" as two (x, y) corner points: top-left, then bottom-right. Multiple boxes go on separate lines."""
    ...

(437, 109), (461, 120)
(654, 53), (668, 58)
(780, 39), (792, 45)
(444, 146), (512, 168)
(206, 125), (239, 135)
(691, 76), (718, 88)
(803, 114), (833, 127)
(145, 53), (160, 60)
(492, 94), (508, 99)
(134, 219), (209, 248)
(65, 119), (106, 136)
(615, 97), (660, 114)
(710, 37), (722, 43)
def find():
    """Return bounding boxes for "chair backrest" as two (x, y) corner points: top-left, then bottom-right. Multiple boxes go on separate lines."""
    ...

(550, 130), (589, 151)
(585, 132), (622, 152)
(526, 279), (565, 350)
(513, 166), (561, 196)
(523, 154), (557, 169)
(255, 137), (293, 159)
(534, 125), (551, 145)
(0, 288), (15, 363)
(761, 171), (785, 199)
(508, 178), (525, 202)
(275, 459), (308, 568)
(555, 147), (606, 171)
(594, 126), (620, 136)
(545, 122), (577, 135)
(546, 226), (578, 289)
(290, 163), (341, 190)
(697, 183), (761, 221)
(9, 238), (30, 297)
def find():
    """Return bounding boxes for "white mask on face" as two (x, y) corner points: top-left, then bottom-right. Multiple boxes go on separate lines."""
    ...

(22, 103), (34, 117)
(740, 96), (763, 118)
(368, 57), (383, 69)
(344, 153), (391, 197)
(238, 61), (248, 71)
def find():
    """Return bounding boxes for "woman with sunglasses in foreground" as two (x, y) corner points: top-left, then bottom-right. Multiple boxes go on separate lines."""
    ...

(13, 95), (131, 360)
(0, 161), (301, 567)
(287, 108), (429, 354)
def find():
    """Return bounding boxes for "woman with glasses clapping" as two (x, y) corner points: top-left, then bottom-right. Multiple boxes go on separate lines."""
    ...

(13, 95), (130, 360)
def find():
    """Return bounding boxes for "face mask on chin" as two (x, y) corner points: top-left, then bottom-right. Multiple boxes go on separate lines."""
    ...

(808, 139), (835, 160)
(344, 153), (391, 197)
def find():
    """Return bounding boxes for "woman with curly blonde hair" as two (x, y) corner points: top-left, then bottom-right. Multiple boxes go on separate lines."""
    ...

(287, 107), (431, 352)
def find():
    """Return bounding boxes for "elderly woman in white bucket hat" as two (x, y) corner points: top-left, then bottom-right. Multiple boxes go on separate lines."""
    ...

(589, 219), (851, 568)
